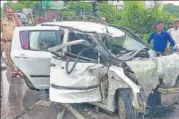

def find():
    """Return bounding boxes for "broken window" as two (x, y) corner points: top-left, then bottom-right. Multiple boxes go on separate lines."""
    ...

(29, 30), (62, 50)
(67, 31), (98, 60)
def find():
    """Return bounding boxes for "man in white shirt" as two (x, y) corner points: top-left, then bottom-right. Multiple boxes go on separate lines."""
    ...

(53, 16), (57, 22)
(168, 19), (179, 52)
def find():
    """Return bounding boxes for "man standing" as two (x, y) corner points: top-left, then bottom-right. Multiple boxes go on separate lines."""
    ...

(1, 8), (23, 77)
(27, 13), (36, 26)
(147, 21), (175, 56)
(100, 17), (106, 24)
(53, 16), (57, 22)
(168, 19), (179, 52)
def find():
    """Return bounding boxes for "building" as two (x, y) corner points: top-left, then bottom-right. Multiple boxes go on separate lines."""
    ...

(108, 0), (162, 9)
(41, 1), (65, 22)
(108, 1), (123, 9)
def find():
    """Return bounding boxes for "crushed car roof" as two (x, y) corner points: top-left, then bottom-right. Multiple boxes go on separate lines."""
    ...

(41, 21), (125, 37)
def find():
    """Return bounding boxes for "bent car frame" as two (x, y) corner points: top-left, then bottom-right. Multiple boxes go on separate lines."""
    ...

(11, 21), (179, 119)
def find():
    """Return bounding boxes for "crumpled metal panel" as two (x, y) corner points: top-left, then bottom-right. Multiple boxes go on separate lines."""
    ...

(127, 53), (179, 96)
(50, 60), (107, 87)
(50, 59), (108, 103)
(50, 87), (101, 103)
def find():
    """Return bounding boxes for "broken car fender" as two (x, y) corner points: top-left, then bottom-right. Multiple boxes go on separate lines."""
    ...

(108, 65), (144, 110)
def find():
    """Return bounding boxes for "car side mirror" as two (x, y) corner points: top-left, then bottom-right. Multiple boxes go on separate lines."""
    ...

(48, 39), (86, 52)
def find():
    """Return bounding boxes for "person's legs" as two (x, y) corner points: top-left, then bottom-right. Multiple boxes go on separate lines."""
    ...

(174, 45), (179, 53)
(169, 47), (174, 55)
(7, 42), (16, 67)
(3, 42), (16, 77)
(7, 42), (24, 77)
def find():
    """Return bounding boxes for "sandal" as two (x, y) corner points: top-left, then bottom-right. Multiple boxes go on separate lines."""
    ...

(10, 72), (17, 78)
(17, 71), (24, 77)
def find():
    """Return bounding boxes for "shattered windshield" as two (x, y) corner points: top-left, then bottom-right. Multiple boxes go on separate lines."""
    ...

(102, 34), (146, 53)
(111, 35), (146, 50)
(100, 26), (147, 56)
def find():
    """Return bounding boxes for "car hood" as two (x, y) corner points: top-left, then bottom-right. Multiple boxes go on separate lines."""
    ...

(126, 53), (179, 95)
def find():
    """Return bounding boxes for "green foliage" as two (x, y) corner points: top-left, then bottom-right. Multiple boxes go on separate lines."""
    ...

(119, 1), (145, 30)
(18, 1), (38, 8)
(1, 10), (4, 18)
(3, 1), (42, 16)
(96, 2), (121, 24)
(11, 3), (25, 10)
(2, 1), (178, 42)
(62, 1), (178, 41)
(3, 1), (38, 11)
(2, 1), (13, 12)
(62, 10), (76, 20)
(118, 1), (177, 40)
(67, 1), (92, 15)
(62, 1), (94, 20)
(163, 3), (179, 14)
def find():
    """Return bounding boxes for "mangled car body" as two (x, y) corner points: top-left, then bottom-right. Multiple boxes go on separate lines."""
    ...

(11, 21), (179, 119)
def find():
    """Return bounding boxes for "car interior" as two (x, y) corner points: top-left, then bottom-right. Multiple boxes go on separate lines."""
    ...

(67, 31), (98, 61)
(29, 30), (64, 50)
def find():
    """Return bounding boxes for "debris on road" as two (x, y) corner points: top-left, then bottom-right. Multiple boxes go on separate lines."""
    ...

(145, 102), (178, 118)
(62, 104), (85, 119)
(35, 100), (53, 107)
(57, 108), (65, 119)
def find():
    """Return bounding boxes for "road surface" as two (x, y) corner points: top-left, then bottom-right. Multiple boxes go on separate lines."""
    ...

(1, 65), (179, 119)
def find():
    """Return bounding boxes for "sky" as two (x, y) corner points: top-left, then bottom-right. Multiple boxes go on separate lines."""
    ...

(1, 1), (179, 7)
(163, 1), (179, 5)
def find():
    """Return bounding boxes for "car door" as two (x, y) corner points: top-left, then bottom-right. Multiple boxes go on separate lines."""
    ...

(11, 26), (63, 90)
(49, 31), (106, 103)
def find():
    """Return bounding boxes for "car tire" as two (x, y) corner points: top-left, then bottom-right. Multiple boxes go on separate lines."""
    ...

(24, 75), (36, 90)
(117, 88), (139, 119)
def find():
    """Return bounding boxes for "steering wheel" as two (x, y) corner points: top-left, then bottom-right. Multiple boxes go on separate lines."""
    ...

(65, 47), (91, 74)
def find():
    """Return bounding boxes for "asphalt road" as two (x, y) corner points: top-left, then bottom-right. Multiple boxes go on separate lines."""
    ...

(1, 64), (179, 119)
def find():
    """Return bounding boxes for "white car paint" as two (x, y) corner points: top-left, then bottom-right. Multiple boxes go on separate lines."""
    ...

(50, 60), (106, 103)
(41, 21), (125, 37)
(11, 26), (60, 89)
(11, 21), (159, 114)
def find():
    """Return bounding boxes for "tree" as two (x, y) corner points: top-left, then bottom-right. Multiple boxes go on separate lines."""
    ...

(62, 1), (92, 20)
(62, 1), (178, 41)
(118, 1), (177, 40)
(2, 1), (13, 11)
(11, 3), (25, 10)
(96, 2), (121, 24)
(1, 9), (4, 18)
(163, 3), (179, 14)
(18, 1), (38, 8)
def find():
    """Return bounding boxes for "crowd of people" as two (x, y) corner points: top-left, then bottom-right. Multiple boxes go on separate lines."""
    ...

(1, 8), (179, 78)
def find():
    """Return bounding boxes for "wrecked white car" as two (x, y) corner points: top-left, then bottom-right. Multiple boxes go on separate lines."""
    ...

(11, 21), (179, 119)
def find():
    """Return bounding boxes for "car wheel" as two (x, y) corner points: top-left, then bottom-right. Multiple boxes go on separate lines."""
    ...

(24, 75), (36, 90)
(117, 88), (138, 119)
